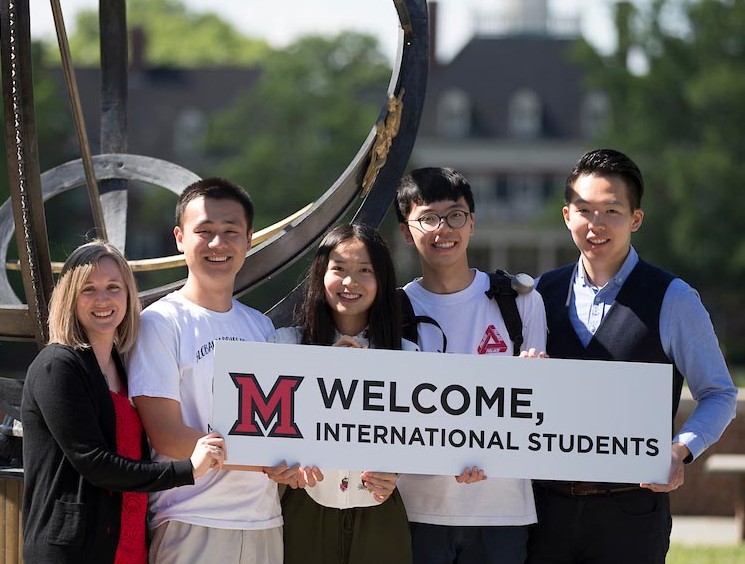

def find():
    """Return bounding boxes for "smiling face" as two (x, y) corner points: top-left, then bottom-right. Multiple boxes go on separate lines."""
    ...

(75, 257), (128, 345)
(563, 173), (644, 287)
(399, 197), (475, 287)
(174, 195), (252, 309)
(323, 237), (378, 336)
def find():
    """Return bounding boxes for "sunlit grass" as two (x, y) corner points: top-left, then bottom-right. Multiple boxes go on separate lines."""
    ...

(667, 543), (745, 563)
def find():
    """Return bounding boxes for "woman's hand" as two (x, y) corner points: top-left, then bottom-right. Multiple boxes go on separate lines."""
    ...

(361, 471), (398, 503)
(332, 335), (367, 348)
(295, 466), (325, 488)
(190, 432), (226, 478)
(455, 466), (486, 484)
(519, 348), (548, 358)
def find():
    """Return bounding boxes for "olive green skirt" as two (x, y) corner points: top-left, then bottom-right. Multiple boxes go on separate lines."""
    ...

(282, 486), (412, 564)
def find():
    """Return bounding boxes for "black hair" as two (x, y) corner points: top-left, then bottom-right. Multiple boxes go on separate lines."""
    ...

(565, 149), (644, 210)
(176, 177), (255, 230)
(395, 167), (475, 223)
(298, 224), (402, 350)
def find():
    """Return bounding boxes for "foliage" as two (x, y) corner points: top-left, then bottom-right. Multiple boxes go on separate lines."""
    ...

(730, 366), (745, 388)
(64, 0), (269, 67)
(203, 32), (391, 228)
(576, 0), (745, 361)
(201, 31), (391, 311)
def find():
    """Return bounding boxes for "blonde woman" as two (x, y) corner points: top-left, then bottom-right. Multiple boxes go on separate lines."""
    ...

(21, 241), (225, 563)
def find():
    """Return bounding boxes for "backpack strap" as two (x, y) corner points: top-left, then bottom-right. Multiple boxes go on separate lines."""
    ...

(484, 270), (524, 356)
(397, 288), (448, 353)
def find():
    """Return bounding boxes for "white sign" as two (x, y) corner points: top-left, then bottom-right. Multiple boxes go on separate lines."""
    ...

(212, 341), (672, 483)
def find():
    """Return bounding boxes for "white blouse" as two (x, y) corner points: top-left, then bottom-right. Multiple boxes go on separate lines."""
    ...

(271, 326), (416, 509)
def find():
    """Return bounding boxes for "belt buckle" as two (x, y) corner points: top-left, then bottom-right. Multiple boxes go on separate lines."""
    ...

(568, 483), (597, 496)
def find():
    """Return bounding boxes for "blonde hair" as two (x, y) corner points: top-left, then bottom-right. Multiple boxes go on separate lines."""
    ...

(47, 240), (141, 352)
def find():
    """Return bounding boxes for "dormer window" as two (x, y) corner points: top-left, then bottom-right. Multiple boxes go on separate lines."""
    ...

(173, 109), (206, 158)
(437, 89), (472, 138)
(581, 91), (610, 138)
(508, 89), (542, 138)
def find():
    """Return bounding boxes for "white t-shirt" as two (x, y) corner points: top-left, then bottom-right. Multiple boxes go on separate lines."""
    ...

(396, 269), (547, 526)
(271, 326), (417, 509)
(128, 291), (281, 530)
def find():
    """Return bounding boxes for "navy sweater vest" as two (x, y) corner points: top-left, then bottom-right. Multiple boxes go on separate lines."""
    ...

(537, 260), (684, 421)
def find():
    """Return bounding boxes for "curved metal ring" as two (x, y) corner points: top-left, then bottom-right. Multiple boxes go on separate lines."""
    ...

(0, 0), (429, 340)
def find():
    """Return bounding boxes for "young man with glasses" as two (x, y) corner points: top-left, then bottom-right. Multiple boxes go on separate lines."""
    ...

(394, 167), (547, 564)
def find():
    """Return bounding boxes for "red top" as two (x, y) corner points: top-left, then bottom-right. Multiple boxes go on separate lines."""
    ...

(110, 390), (148, 564)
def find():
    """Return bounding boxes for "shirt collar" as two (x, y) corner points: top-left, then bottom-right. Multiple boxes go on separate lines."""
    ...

(576, 246), (639, 290)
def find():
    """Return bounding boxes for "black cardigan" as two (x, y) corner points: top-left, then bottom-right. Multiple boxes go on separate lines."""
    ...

(21, 344), (194, 563)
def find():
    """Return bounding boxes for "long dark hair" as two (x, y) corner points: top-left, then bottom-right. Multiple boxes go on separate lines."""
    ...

(298, 224), (402, 350)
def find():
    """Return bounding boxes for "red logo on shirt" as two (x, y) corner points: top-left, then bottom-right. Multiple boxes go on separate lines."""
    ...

(477, 325), (508, 354)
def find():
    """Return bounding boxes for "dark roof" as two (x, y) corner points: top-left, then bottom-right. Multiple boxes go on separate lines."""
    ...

(419, 35), (588, 139)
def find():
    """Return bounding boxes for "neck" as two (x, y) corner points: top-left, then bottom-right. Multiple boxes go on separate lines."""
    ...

(334, 316), (367, 337)
(89, 337), (114, 365)
(582, 255), (626, 289)
(180, 278), (234, 312)
(90, 339), (120, 392)
(419, 264), (474, 294)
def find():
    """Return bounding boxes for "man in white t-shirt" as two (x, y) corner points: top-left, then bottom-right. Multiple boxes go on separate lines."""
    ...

(394, 167), (547, 564)
(128, 178), (296, 564)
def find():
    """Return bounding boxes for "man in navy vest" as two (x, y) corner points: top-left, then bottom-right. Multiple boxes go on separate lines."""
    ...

(527, 149), (737, 564)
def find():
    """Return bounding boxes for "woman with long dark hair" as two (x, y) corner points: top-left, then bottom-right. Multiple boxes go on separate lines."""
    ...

(273, 224), (413, 564)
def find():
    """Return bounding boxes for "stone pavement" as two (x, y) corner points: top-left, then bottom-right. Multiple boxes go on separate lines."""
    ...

(670, 515), (741, 546)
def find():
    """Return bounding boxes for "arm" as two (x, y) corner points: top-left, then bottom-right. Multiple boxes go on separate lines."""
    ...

(128, 307), (242, 466)
(662, 281), (737, 460)
(641, 281), (738, 492)
(29, 347), (195, 492)
(132, 395), (273, 473)
(518, 290), (548, 353)
(133, 396), (204, 459)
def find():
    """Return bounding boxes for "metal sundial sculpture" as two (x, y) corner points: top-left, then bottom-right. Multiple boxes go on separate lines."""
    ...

(0, 0), (429, 421)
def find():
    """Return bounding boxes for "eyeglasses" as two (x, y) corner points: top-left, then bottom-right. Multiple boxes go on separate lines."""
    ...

(406, 209), (471, 232)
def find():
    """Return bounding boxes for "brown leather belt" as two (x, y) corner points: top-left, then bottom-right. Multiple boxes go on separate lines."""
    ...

(539, 482), (642, 497)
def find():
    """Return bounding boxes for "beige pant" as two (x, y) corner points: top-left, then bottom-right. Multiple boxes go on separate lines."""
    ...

(149, 520), (283, 564)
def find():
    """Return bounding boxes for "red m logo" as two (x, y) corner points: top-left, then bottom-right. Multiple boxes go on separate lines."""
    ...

(230, 373), (304, 438)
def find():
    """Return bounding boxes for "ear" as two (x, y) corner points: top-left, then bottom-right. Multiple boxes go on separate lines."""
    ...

(562, 206), (570, 229)
(174, 225), (184, 252)
(399, 222), (414, 244)
(247, 228), (254, 251)
(631, 208), (644, 233)
(468, 212), (476, 237)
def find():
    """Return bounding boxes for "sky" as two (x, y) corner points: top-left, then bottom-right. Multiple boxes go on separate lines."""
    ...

(29, 0), (620, 63)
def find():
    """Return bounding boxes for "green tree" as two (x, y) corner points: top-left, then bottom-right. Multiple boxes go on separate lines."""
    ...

(66, 0), (268, 67)
(576, 0), (745, 361)
(203, 32), (391, 228)
(201, 32), (391, 311)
